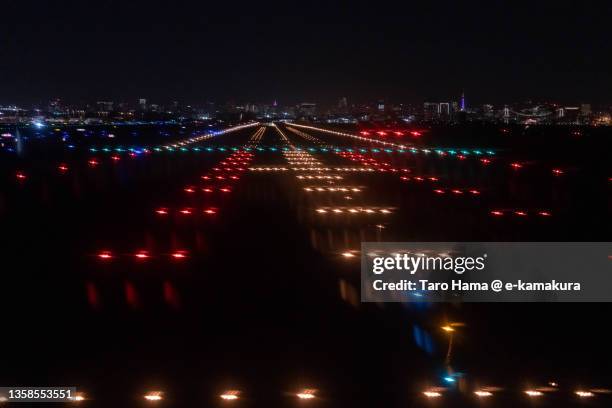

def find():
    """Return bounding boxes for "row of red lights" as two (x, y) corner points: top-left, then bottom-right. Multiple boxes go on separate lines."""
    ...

(490, 210), (552, 217)
(359, 130), (422, 137)
(400, 175), (439, 182)
(155, 207), (218, 216)
(13, 156), (125, 182)
(185, 186), (233, 194)
(337, 151), (412, 173)
(433, 188), (481, 195)
(97, 250), (189, 261)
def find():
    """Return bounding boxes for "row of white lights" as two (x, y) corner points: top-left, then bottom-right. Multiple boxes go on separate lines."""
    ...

(161, 122), (260, 150)
(287, 122), (410, 149)
(423, 388), (603, 399)
(249, 167), (375, 172)
(304, 186), (362, 192)
(316, 207), (394, 214)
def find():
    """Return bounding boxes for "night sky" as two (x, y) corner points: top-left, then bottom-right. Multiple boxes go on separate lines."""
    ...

(1, 0), (612, 106)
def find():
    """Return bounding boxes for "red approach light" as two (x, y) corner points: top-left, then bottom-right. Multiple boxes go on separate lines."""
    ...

(510, 162), (522, 169)
(451, 189), (463, 194)
(469, 189), (481, 195)
(230, 175), (239, 180)
(88, 159), (99, 167)
(111, 155), (121, 161)
(400, 176), (410, 181)
(490, 210), (504, 216)
(15, 171), (27, 180)
(411, 131), (422, 137)
(394, 131), (404, 136)
(552, 168), (564, 176)
(97, 250), (113, 260)
(220, 187), (232, 193)
(155, 207), (169, 215)
(457, 155), (466, 160)
(480, 158), (491, 165)
(171, 250), (188, 260)
(204, 207), (217, 215)
(514, 210), (527, 216)
(538, 211), (552, 217)
(184, 186), (196, 193)
(428, 177), (439, 181)
(201, 175), (211, 180)
(413, 176), (424, 181)
(58, 164), (69, 172)
(360, 131), (370, 136)
(179, 208), (193, 215)
(377, 131), (387, 136)
(433, 189), (445, 194)
(202, 187), (213, 193)
(134, 250), (149, 260)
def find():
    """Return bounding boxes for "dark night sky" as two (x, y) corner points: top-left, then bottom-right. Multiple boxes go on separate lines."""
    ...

(1, 0), (611, 106)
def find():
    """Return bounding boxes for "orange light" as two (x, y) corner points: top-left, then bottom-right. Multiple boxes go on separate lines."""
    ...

(220, 390), (240, 400)
(296, 390), (316, 400)
(144, 391), (163, 401)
